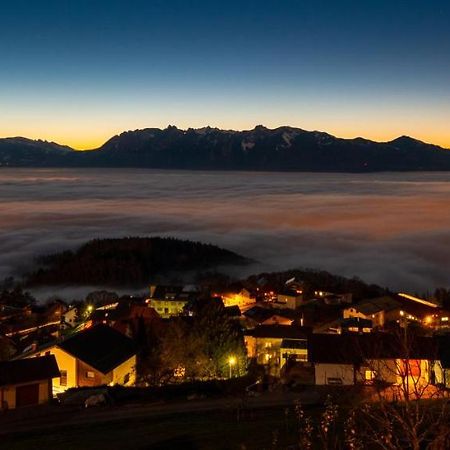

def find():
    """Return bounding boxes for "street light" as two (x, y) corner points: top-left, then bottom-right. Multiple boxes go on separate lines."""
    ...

(228, 356), (236, 378)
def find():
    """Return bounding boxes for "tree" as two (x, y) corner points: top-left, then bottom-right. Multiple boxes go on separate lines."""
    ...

(350, 330), (450, 450)
(85, 290), (119, 306)
(0, 285), (35, 307)
(434, 288), (450, 309)
(270, 330), (450, 449)
(140, 299), (246, 385)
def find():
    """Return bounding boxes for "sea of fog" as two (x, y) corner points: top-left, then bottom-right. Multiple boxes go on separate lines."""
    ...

(0, 168), (449, 299)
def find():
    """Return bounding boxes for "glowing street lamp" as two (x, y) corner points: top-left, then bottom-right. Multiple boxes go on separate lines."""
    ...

(85, 304), (94, 318)
(228, 356), (236, 378)
(424, 315), (433, 325)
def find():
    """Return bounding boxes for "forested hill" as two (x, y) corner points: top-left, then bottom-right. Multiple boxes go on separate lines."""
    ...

(26, 237), (250, 286)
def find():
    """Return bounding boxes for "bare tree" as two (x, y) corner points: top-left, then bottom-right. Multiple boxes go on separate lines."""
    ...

(352, 330), (450, 450)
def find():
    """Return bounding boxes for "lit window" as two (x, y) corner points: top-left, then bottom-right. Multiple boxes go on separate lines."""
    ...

(60, 370), (67, 386)
(86, 371), (95, 379)
(365, 370), (375, 381)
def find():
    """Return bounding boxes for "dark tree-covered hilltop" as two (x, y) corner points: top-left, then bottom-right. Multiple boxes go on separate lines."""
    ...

(26, 237), (250, 287)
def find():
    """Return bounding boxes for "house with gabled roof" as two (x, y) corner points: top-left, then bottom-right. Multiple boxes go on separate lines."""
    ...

(146, 285), (196, 318)
(344, 295), (440, 328)
(308, 333), (438, 389)
(17, 325), (137, 395)
(243, 306), (296, 328)
(0, 355), (60, 409)
(343, 296), (402, 327)
(244, 325), (310, 375)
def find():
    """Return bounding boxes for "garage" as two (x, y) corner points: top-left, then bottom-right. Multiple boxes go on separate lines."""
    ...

(15, 383), (40, 408)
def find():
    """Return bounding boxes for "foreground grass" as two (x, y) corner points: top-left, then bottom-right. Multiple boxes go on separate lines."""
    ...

(1, 406), (303, 450)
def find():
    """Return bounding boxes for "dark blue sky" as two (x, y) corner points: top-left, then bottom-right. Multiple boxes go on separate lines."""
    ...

(1, 0), (449, 148)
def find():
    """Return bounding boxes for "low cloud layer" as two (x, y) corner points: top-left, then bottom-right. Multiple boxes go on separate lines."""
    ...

(0, 169), (449, 298)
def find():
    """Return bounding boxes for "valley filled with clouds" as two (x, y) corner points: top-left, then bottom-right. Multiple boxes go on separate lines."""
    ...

(0, 168), (449, 295)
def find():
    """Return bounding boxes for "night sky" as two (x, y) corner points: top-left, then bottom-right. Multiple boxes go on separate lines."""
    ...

(1, 0), (450, 149)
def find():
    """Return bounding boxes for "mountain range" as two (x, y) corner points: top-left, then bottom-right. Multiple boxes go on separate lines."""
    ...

(1, 125), (450, 171)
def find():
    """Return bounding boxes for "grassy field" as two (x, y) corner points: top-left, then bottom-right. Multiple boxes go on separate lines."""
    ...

(1, 405), (303, 450)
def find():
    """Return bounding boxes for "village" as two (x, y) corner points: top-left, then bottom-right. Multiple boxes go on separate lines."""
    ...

(1, 274), (450, 414)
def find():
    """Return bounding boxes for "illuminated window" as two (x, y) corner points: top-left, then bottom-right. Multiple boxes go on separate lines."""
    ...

(60, 370), (67, 386)
(86, 371), (95, 379)
(365, 370), (375, 381)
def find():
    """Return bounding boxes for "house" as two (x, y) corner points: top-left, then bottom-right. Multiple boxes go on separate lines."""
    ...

(308, 333), (437, 389)
(243, 306), (295, 328)
(275, 289), (303, 310)
(0, 355), (59, 410)
(90, 300), (160, 337)
(340, 317), (373, 334)
(62, 306), (78, 328)
(343, 296), (403, 327)
(280, 339), (308, 369)
(245, 325), (310, 375)
(308, 334), (361, 385)
(146, 285), (195, 318)
(322, 293), (352, 306)
(344, 295), (440, 329)
(221, 288), (256, 309)
(284, 278), (305, 293)
(19, 325), (137, 395)
(0, 304), (27, 322)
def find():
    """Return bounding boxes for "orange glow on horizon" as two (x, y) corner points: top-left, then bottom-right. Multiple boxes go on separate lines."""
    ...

(1, 123), (449, 151)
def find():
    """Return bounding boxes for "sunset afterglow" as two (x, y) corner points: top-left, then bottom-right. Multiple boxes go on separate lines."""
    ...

(1, 0), (450, 149)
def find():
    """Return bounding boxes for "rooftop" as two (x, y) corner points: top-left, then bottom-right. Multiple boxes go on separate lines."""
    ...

(308, 333), (438, 364)
(0, 355), (60, 386)
(58, 324), (137, 374)
(351, 296), (401, 315)
(245, 325), (310, 340)
(281, 338), (308, 350)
